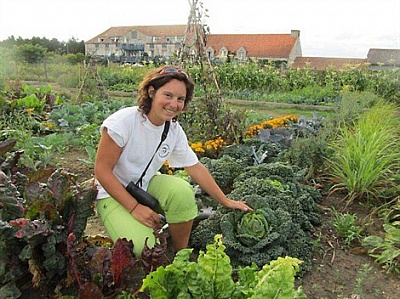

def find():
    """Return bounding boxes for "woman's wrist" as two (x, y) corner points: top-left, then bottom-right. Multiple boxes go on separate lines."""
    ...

(217, 195), (230, 206)
(129, 202), (139, 214)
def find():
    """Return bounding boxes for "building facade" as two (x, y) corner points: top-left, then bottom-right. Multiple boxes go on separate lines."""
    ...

(85, 25), (187, 63)
(85, 25), (302, 66)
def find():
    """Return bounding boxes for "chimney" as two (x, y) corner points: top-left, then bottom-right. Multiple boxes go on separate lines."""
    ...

(291, 30), (300, 38)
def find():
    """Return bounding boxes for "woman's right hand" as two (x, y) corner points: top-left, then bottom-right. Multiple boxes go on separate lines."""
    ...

(131, 204), (162, 230)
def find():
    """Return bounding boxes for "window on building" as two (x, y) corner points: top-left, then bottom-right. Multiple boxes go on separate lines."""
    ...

(237, 50), (246, 60)
(132, 31), (137, 38)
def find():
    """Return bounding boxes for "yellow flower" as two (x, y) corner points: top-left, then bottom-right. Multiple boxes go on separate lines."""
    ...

(244, 114), (298, 137)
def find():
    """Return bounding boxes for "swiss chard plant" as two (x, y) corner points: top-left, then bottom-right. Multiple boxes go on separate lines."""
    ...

(65, 229), (170, 298)
(0, 139), (97, 297)
(141, 234), (307, 299)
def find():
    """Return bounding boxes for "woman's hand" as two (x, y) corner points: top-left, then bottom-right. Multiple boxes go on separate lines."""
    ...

(131, 204), (162, 229)
(223, 198), (253, 212)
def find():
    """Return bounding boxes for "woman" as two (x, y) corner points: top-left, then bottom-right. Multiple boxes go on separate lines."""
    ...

(94, 66), (252, 256)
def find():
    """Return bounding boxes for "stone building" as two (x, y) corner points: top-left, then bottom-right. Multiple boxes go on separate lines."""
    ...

(85, 25), (302, 67)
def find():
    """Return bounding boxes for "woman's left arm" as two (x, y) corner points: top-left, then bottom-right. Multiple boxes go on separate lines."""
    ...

(185, 162), (252, 211)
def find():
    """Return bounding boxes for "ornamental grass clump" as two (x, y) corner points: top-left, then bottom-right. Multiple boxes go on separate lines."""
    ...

(327, 100), (400, 204)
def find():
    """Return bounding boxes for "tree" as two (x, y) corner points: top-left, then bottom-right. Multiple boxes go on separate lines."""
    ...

(65, 37), (85, 54)
(16, 44), (47, 64)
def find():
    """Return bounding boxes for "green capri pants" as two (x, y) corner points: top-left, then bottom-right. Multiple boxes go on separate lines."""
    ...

(96, 174), (198, 256)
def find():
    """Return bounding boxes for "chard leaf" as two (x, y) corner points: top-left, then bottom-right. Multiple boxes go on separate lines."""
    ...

(141, 248), (194, 298)
(197, 234), (235, 298)
(184, 262), (213, 298)
(79, 281), (103, 299)
(89, 247), (112, 277)
(110, 238), (134, 286)
(252, 256), (304, 299)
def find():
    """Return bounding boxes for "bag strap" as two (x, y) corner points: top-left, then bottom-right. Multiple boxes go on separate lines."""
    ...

(136, 121), (170, 187)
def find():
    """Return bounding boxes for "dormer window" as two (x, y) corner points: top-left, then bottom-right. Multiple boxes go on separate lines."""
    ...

(220, 47), (228, 57)
(237, 47), (246, 60)
(206, 46), (214, 59)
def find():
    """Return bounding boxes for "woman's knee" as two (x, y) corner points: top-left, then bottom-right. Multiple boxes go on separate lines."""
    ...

(149, 174), (195, 200)
(148, 175), (198, 222)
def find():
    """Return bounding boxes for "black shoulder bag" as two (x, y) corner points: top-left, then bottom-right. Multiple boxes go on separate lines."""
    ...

(125, 121), (170, 210)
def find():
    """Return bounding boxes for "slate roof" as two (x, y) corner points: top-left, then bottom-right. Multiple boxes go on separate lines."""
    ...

(291, 57), (367, 70)
(86, 25), (187, 44)
(367, 48), (400, 66)
(206, 34), (297, 58)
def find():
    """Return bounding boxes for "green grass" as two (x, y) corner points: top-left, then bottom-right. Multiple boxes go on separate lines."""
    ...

(227, 99), (334, 119)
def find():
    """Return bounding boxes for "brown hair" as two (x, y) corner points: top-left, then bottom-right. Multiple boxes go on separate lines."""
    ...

(137, 65), (195, 115)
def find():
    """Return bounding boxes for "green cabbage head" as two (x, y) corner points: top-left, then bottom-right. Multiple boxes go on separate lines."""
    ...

(236, 212), (269, 247)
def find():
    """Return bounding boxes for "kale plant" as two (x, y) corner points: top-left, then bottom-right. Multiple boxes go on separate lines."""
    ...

(222, 138), (286, 166)
(200, 155), (245, 193)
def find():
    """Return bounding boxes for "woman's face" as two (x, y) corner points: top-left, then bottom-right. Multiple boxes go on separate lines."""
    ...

(147, 79), (187, 125)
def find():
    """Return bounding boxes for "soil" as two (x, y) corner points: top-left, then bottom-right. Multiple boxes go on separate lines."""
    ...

(59, 148), (400, 299)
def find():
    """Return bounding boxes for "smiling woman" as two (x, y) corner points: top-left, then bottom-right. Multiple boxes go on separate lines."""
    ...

(93, 65), (252, 257)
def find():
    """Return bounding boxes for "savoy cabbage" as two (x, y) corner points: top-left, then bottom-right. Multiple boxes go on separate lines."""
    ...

(191, 161), (322, 274)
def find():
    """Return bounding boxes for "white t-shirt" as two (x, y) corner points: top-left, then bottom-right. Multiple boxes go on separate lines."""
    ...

(96, 106), (199, 199)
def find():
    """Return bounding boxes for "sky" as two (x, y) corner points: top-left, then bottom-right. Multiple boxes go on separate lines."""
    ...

(0, 0), (399, 58)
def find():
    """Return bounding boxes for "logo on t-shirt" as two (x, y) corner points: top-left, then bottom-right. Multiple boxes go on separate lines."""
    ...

(159, 144), (170, 158)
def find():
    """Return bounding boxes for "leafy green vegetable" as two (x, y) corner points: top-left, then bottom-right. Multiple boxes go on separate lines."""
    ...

(0, 167), (97, 297)
(237, 212), (269, 246)
(191, 160), (322, 274)
(141, 235), (307, 298)
(200, 155), (245, 193)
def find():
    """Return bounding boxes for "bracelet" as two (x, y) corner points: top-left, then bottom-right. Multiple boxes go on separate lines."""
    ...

(129, 202), (139, 214)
